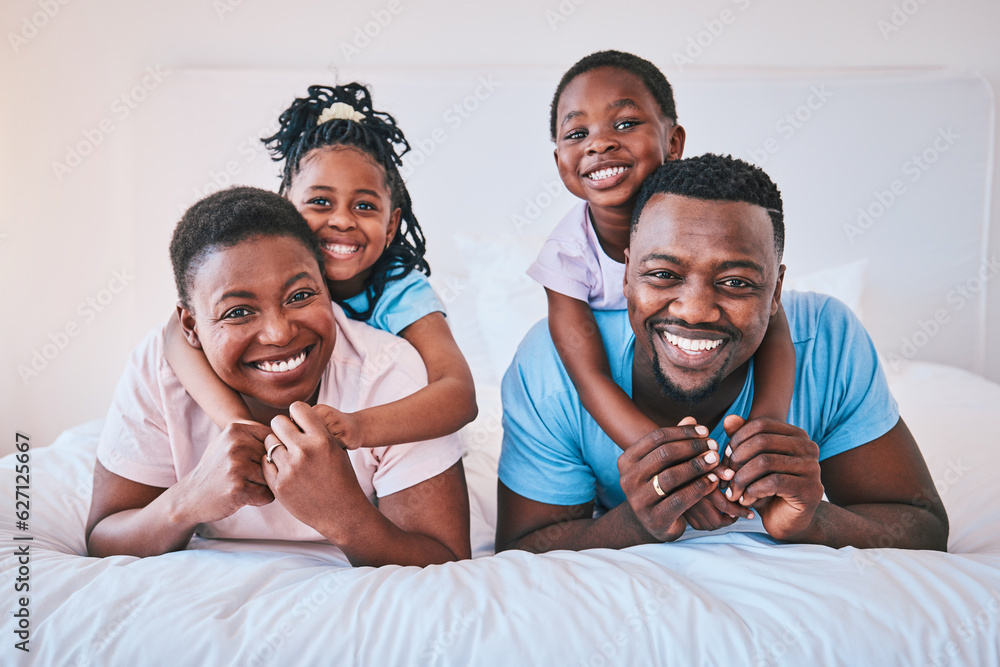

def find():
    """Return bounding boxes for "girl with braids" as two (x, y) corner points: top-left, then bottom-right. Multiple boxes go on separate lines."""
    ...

(164, 82), (477, 450)
(522, 50), (796, 530)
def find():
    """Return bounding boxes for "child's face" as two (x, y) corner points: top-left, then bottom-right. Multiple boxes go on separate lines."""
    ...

(553, 67), (684, 216)
(286, 147), (402, 298)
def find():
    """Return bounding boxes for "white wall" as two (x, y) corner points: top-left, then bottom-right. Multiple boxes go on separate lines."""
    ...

(2, 0), (998, 454)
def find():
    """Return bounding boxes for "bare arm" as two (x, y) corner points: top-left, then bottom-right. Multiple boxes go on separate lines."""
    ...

(338, 462), (471, 566)
(495, 425), (722, 553)
(86, 422), (275, 557)
(723, 416), (948, 550)
(747, 303), (796, 421)
(85, 464), (193, 557)
(264, 403), (471, 566)
(316, 312), (478, 448)
(546, 289), (658, 450)
(164, 314), (253, 427)
(496, 484), (655, 553)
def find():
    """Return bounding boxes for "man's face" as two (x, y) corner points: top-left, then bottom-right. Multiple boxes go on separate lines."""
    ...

(624, 194), (784, 405)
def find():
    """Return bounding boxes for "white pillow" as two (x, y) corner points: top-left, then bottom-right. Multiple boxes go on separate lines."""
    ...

(454, 234), (548, 381)
(456, 233), (870, 381)
(427, 271), (497, 386)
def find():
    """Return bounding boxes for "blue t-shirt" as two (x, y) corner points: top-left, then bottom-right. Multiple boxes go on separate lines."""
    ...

(342, 270), (444, 335)
(498, 291), (900, 509)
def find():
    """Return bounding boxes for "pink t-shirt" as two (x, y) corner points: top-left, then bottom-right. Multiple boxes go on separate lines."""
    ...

(96, 304), (463, 543)
(526, 200), (627, 310)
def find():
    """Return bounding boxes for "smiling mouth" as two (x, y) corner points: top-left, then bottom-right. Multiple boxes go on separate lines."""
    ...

(661, 332), (724, 354)
(324, 242), (361, 256)
(585, 165), (630, 181)
(251, 348), (308, 373)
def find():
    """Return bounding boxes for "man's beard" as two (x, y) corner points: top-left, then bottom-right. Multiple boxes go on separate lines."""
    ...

(649, 336), (730, 406)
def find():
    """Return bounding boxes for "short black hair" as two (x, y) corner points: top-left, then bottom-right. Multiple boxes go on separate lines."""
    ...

(262, 83), (429, 321)
(549, 50), (678, 141)
(170, 186), (325, 309)
(632, 154), (785, 263)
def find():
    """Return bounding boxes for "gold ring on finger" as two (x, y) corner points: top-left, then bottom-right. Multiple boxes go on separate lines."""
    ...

(652, 473), (666, 497)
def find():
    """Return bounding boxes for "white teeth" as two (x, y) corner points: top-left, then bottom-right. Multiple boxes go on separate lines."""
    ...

(663, 332), (723, 353)
(253, 350), (307, 373)
(586, 166), (627, 180)
(325, 243), (360, 255)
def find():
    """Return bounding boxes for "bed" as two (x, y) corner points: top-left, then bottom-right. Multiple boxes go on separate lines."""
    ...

(3, 360), (1000, 665)
(4, 67), (999, 665)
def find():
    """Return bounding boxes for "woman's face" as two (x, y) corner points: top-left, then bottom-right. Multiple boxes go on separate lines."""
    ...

(285, 147), (401, 300)
(178, 235), (337, 409)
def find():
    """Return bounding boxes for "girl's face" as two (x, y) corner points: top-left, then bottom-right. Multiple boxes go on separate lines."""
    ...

(178, 235), (336, 411)
(553, 66), (685, 217)
(286, 147), (402, 300)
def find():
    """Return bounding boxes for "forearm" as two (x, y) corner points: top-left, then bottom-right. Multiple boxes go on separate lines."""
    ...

(790, 501), (948, 551)
(344, 312), (478, 448)
(749, 303), (796, 421)
(87, 488), (198, 558)
(577, 376), (660, 450)
(548, 290), (655, 449)
(350, 375), (477, 447)
(321, 502), (463, 567)
(163, 316), (252, 427)
(503, 503), (659, 554)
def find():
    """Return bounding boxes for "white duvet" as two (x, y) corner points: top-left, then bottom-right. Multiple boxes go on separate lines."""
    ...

(3, 361), (999, 666)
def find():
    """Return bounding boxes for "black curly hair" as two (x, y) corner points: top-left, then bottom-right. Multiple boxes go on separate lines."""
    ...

(170, 186), (325, 310)
(632, 154), (785, 263)
(261, 83), (429, 321)
(549, 50), (678, 141)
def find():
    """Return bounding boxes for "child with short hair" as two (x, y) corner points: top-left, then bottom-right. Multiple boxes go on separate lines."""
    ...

(533, 50), (796, 527)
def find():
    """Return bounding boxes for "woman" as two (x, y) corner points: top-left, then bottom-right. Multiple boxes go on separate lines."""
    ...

(86, 186), (471, 566)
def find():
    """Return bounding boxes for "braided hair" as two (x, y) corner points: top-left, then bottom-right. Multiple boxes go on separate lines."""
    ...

(632, 154), (785, 264)
(262, 83), (429, 321)
(550, 50), (678, 141)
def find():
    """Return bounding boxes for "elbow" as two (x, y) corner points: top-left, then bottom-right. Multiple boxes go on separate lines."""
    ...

(931, 510), (950, 552)
(451, 381), (478, 429)
(493, 527), (528, 554)
(493, 536), (514, 553)
(461, 397), (479, 427)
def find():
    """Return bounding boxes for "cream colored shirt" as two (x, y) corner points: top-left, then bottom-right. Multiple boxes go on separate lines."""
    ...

(97, 304), (463, 542)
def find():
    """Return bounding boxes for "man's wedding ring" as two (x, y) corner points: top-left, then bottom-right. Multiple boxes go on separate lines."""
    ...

(652, 474), (666, 497)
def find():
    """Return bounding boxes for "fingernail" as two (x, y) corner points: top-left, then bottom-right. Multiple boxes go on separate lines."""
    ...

(695, 425), (709, 436)
(704, 451), (718, 464)
(722, 469), (735, 479)
(725, 446), (733, 458)
(748, 512), (755, 520)
(739, 495), (746, 504)
(706, 439), (718, 451)
(726, 488), (733, 499)
(708, 473), (718, 482)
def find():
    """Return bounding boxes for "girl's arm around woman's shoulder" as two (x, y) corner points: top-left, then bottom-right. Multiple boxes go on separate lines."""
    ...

(317, 311), (478, 449)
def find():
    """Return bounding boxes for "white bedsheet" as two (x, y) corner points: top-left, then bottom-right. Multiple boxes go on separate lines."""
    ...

(2, 361), (999, 666)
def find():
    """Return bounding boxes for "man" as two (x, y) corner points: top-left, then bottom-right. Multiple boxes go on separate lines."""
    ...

(495, 154), (947, 553)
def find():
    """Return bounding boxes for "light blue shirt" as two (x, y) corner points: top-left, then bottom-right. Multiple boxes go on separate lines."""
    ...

(342, 269), (444, 335)
(498, 291), (899, 509)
